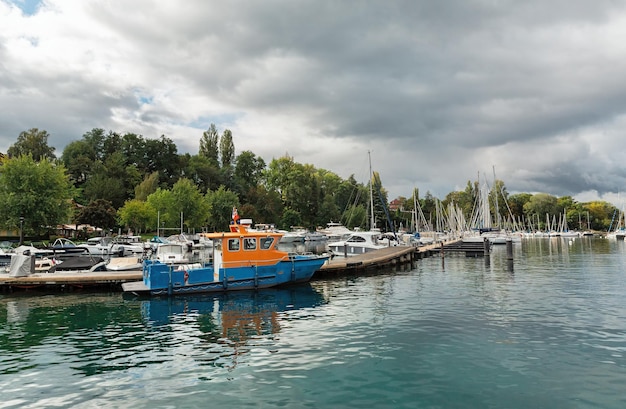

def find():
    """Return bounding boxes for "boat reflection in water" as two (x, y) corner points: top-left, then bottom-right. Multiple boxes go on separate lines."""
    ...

(130, 284), (326, 342)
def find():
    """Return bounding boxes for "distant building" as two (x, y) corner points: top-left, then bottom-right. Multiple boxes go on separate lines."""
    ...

(389, 198), (402, 212)
(56, 224), (102, 238)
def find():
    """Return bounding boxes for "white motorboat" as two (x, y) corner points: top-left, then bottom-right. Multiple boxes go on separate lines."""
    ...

(280, 227), (308, 243)
(318, 222), (352, 241)
(106, 256), (143, 271)
(328, 231), (388, 257)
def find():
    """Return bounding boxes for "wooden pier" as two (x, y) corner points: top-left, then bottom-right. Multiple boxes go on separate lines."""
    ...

(433, 239), (490, 257)
(315, 240), (458, 276)
(0, 270), (142, 292)
(0, 239), (473, 292)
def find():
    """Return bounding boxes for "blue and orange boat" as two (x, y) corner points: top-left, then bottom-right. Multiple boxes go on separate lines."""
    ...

(122, 221), (329, 296)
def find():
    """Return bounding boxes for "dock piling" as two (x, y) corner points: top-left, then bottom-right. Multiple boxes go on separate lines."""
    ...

(506, 238), (513, 261)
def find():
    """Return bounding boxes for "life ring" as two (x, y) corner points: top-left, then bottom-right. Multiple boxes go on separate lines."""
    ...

(184, 270), (189, 282)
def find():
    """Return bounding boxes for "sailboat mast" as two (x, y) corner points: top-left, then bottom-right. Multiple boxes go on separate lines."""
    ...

(492, 165), (500, 228)
(368, 150), (375, 230)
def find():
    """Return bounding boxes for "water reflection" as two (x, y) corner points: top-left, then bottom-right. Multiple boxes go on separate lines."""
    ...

(132, 284), (326, 338)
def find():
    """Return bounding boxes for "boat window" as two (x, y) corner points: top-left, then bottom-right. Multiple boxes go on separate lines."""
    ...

(348, 236), (366, 243)
(260, 237), (274, 250)
(228, 238), (240, 251)
(243, 238), (257, 250)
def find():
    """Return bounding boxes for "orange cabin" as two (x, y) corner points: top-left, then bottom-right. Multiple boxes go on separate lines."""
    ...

(200, 224), (289, 268)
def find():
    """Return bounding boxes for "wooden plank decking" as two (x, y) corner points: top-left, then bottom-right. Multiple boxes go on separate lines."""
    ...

(315, 239), (458, 276)
(0, 270), (142, 290)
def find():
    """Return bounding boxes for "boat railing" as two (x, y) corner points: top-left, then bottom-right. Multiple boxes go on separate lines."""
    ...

(216, 257), (290, 269)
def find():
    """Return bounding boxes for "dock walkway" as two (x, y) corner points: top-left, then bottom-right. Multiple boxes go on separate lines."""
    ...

(0, 240), (467, 291)
(0, 270), (142, 291)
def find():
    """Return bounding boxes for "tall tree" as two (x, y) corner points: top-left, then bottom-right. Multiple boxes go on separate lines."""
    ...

(61, 139), (96, 186)
(184, 154), (222, 193)
(118, 199), (157, 234)
(82, 152), (141, 208)
(0, 156), (71, 237)
(7, 128), (56, 161)
(147, 188), (174, 230)
(523, 193), (559, 230)
(134, 171), (160, 201)
(169, 178), (210, 230)
(119, 132), (146, 168)
(76, 199), (118, 233)
(220, 129), (235, 168)
(234, 150), (266, 202)
(205, 186), (239, 231)
(81, 128), (108, 161)
(371, 171), (389, 231)
(199, 124), (219, 166)
(144, 135), (180, 187)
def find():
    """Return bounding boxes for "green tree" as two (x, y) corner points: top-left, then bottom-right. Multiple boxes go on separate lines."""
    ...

(76, 199), (118, 233)
(199, 124), (219, 166)
(583, 201), (615, 231)
(82, 151), (141, 209)
(0, 156), (71, 237)
(234, 150), (266, 202)
(144, 136), (180, 187)
(7, 128), (56, 161)
(343, 204), (367, 230)
(246, 185), (283, 225)
(523, 193), (559, 230)
(317, 194), (341, 228)
(490, 179), (509, 226)
(119, 132), (147, 168)
(82, 128), (108, 161)
(184, 154), (222, 193)
(508, 193), (532, 220)
(368, 171), (393, 231)
(147, 188), (174, 230)
(265, 156), (323, 228)
(135, 171), (160, 201)
(280, 208), (302, 229)
(118, 199), (157, 234)
(220, 129), (235, 168)
(60, 139), (96, 186)
(205, 186), (239, 231)
(169, 178), (210, 231)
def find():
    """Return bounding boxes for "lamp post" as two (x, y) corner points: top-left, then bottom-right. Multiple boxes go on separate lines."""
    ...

(19, 216), (24, 245)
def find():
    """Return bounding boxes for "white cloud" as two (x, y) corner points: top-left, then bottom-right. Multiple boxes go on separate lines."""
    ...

(2, 0), (626, 206)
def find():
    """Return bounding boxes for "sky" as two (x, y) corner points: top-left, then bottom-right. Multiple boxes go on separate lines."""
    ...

(2, 0), (626, 206)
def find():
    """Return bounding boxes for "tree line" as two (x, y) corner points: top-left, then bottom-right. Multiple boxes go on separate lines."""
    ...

(0, 127), (620, 240)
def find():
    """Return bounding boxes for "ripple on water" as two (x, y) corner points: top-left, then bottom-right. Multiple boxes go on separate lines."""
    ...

(2, 240), (626, 408)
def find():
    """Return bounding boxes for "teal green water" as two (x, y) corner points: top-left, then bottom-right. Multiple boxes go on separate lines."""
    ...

(1, 237), (626, 408)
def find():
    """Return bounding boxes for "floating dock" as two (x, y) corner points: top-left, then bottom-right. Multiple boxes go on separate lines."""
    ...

(315, 240), (461, 276)
(0, 239), (471, 292)
(0, 270), (142, 292)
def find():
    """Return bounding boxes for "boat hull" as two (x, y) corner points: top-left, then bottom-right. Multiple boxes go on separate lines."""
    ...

(122, 256), (328, 296)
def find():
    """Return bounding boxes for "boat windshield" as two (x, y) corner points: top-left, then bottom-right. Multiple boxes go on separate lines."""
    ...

(260, 237), (274, 250)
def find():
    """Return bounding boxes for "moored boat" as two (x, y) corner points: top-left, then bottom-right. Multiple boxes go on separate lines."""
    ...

(122, 212), (329, 296)
(327, 231), (389, 257)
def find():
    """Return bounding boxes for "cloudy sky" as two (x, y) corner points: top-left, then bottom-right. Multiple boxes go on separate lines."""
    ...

(2, 0), (626, 205)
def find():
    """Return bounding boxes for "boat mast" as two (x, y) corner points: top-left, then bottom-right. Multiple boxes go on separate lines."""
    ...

(368, 150), (375, 231)
(492, 165), (500, 228)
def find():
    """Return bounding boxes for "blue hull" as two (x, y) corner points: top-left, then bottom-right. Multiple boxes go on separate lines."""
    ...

(125, 256), (328, 296)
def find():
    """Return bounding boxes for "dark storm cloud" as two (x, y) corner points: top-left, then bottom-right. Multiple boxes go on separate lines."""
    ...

(2, 0), (626, 203)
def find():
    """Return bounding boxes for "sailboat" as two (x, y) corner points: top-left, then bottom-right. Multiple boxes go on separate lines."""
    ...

(606, 205), (626, 240)
(327, 151), (395, 256)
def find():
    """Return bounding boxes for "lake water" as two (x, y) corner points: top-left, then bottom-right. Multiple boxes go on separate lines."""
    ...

(1, 237), (626, 408)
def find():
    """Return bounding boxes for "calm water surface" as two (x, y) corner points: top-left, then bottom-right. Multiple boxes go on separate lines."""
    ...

(1, 237), (626, 408)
